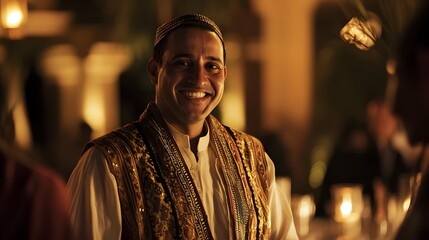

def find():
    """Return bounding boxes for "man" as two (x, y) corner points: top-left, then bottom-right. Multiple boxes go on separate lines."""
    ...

(392, 2), (429, 239)
(67, 14), (298, 239)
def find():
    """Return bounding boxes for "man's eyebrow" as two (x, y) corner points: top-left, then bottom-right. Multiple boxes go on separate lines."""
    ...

(171, 54), (223, 63)
(206, 56), (224, 64)
(207, 56), (222, 61)
(171, 53), (193, 59)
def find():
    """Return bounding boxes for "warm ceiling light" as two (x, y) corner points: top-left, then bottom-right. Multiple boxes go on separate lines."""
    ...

(5, 9), (23, 27)
(1, 0), (27, 29)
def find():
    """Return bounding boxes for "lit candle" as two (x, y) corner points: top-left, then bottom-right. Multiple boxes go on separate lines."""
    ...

(331, 184), (364, 238)
(340, 194), (353, 218)
(332, 184), (363, 223)
(292, 194), (315, 237)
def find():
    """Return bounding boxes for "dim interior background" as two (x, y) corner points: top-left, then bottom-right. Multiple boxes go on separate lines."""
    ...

(1, 0), (422, 198)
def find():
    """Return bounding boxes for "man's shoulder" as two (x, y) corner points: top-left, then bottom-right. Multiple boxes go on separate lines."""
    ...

(84, 121), (142, 154)
(221, 125), (262, 144)
(95, 122), (139, 141)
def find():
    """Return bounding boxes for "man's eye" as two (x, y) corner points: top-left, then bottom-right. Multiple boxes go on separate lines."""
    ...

(175, 60), (191, 67)
(206, 63), (221, 73)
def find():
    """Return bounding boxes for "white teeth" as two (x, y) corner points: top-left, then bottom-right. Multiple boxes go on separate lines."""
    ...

(182, 91), (206, 99)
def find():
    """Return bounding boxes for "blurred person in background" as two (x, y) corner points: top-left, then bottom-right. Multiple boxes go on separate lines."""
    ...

(67, 13), (297, 239)
(393, 1), (429, 239)
(0, 79), (74, 239)
(367, 99), (417, 194)
(366, 99), (419, 224)
(315, 99), (417, 223)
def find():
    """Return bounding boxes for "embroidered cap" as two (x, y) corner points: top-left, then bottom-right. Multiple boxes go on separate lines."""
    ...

(154, 13), (225, 49)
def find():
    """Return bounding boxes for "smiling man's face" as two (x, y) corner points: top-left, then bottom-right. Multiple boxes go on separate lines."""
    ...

(149, 27), (227, 134)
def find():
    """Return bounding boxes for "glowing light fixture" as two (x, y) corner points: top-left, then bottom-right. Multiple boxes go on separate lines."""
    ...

(1, 0), (27, 38)
(340, 12), (382, 51)
(1, 0), (27, 28)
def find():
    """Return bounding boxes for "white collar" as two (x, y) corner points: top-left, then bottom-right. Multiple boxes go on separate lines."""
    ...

(164, 120), (210, 152)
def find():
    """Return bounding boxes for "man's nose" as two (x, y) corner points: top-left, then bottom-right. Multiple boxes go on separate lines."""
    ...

(189, 64), (207, 86)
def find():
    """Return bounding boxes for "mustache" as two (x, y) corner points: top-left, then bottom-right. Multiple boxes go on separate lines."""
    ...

(177, 84), (213, 93)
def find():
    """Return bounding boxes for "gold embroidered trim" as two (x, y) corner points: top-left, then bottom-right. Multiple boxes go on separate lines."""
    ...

(92, 125), (148, 239)
(208, 116), (251, 240)
(144, 105), (213, 240)
(209, 115), (271, 240)
(233, 130), (270, 240)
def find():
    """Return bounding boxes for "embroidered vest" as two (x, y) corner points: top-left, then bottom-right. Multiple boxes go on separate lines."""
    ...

(87, 103), (271, 239)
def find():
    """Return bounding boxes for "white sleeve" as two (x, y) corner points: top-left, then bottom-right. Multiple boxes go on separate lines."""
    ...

(67, 146), (122, 240)
(266, 153), (299, 240)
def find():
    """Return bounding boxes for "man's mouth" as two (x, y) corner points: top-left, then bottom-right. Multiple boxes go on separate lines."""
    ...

(180, 91), (209, 99)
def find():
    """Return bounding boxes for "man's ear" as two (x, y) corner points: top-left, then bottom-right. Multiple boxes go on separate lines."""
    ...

(147, 58), (159, 85)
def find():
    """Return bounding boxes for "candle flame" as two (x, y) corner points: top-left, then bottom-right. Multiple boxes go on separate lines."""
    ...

(340, 198), (353, 217)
